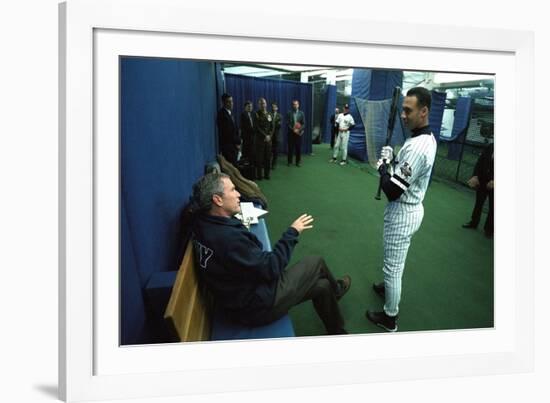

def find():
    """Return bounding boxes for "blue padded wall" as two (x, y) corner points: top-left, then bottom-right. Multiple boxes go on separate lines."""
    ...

(120, 57), (218, 345)
(224, 73), (314, 155)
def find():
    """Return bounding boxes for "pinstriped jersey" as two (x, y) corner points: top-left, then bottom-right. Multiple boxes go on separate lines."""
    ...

(391, 132), (437, 205)
(336, 112), (355, 132)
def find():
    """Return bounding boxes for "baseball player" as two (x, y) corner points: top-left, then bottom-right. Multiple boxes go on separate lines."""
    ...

(330, 104), (355, 166)
(366, 87), (437, 332)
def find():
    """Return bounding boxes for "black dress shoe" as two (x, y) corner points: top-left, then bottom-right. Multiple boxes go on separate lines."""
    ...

(462, 221), (477, 229)
(296, 163), (301, 167)
(335, 275), (351, 300)
(372, 282), (385, 298)
(264, 176), (270, 180)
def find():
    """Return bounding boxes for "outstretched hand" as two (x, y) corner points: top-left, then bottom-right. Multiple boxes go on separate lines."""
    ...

(290, 214), (314, 234)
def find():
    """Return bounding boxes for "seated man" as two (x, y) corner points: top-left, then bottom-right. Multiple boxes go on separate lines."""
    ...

(189, 172), (351, 335)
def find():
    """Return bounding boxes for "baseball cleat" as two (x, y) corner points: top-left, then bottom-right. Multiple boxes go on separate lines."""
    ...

(366, 310), (398, 332)
(372, 282), (385, 298)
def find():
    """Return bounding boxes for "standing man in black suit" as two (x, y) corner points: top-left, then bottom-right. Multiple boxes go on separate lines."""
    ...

(330, 107), (340, 149)
(239, 100), (255, 164)
(217, 93), (241, 165)
(462, 142), (494, 238)
(287, 100), (306, 167)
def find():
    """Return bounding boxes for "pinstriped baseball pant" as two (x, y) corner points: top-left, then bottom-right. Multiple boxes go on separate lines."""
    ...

(383, 202), (424, 316)
(332, 131), (350, 161)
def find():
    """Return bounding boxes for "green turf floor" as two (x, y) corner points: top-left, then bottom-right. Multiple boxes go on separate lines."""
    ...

(257, 144), (494, 336)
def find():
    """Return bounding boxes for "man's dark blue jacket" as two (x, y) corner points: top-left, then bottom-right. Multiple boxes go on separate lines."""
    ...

(192, 213), (299, 325)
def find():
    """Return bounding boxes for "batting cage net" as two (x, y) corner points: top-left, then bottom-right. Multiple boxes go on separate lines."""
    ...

(353, 96), (408, 170)
(353, 94), (493, 186)
(434, 114), (494, 185)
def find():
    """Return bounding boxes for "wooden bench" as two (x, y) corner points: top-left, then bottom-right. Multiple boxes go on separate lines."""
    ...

(163, 241), (211, 342)
(163, 217), (295, 342)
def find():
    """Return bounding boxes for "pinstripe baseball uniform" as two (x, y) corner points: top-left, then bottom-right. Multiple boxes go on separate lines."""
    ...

(332, 112), (355, 163)
(379, 125), (437, 316)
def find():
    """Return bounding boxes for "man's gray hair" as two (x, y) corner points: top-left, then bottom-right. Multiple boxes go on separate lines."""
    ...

(191, 172), (229, 212)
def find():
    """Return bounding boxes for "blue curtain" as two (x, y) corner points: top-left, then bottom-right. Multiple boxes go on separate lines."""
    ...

(214, 62), (225, 154)
(120, 57), (218, 345)
(224, 73), (313, 155)
(446, 97), (472, 160)
(429, 90), (447, 142)
(321, 84), (337, 144)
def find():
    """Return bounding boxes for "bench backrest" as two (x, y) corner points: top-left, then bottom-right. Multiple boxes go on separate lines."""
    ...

(164, 241), (211, 342)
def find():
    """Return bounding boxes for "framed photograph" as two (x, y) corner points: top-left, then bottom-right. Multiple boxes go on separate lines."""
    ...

(59, 0), (534, 401)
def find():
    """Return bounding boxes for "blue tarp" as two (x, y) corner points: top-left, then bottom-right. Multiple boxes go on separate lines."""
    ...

(347, 128), (368, 162)
(224, 73), (313, 155)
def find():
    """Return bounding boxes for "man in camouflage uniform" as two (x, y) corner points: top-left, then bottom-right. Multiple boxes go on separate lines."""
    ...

(254, 97), (274, 180)
(240, 100), (255, 163)
(271, 102), (282, 169)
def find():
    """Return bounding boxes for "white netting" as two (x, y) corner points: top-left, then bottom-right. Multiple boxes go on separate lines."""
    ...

(353, 96), (407, 169)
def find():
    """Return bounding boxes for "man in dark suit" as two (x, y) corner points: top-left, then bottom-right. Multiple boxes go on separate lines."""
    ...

(462, 142), (494, 238)
(216, 93), (241, 165)
(239, 100), (255, 163)
(287, 99), (306, 167)
(330, 107), (340, 149)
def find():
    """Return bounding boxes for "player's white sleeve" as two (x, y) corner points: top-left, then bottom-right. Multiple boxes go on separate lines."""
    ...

(391, 141), (430, 191)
